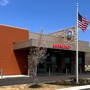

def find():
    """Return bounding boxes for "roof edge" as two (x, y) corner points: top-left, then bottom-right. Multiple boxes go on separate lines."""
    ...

(0, 24), (29, 30)
(49, 26), (76, 35)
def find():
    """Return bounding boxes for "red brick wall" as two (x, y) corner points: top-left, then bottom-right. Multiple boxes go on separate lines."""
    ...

(0, 25), (29, 75)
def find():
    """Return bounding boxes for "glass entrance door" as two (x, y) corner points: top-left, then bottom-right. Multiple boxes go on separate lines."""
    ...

(37, 58), (46, 73)
(46, 62), (52, 72)
(64, 57), (71, 73)
(46, 62), (57, 73)
(46, 53), (57, 73)
(52, 63), (57, 72)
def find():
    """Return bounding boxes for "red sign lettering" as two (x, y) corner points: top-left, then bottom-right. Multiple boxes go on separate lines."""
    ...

(52, 43), (71, 50)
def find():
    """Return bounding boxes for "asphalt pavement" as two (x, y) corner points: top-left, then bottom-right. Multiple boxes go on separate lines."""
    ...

(0, 73), (90, 90)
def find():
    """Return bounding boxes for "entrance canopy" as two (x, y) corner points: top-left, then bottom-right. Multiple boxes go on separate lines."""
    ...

(13, 39), (90, 52)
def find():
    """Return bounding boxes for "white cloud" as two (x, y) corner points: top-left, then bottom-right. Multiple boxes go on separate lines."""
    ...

(0, 0), (9, 6)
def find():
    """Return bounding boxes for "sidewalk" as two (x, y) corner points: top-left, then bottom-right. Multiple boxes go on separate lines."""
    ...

(0, 75), (30, 79)
(56, 85), (90, 90)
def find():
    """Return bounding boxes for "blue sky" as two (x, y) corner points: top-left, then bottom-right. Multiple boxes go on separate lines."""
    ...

(0, 0), (90, 42)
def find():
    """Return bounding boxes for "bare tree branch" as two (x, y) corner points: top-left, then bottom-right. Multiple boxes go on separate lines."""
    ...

(28, 28), (48, 84)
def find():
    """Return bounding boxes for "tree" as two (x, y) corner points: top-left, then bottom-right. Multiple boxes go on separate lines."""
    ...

(28, 28), (48, 84)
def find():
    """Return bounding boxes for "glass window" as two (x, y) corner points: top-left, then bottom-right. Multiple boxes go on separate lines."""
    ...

(40, 57), (45, 63)
(38, 63), (45, 69)
(65, 58), (70, 63)
(51, 57), (56, 62)
(79, 58), (82, 64)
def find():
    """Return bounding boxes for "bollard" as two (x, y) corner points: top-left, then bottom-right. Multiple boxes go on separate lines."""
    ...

(28, 69), (29, 76)
(66, 68), (67, 75)
(80, 68), (82, 74)
(49, 69), (50, 76)
(1, 69), (3, 78)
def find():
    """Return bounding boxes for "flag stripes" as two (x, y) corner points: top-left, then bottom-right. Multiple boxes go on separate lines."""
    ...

(78, 13), (90, 32)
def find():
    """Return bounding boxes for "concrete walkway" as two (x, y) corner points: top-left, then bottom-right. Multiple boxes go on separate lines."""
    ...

(0, 75), (29, 79)
(56, 85), (90, 90)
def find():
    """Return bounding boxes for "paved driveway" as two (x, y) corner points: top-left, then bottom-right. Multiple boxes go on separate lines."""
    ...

(0, 73), (90, 86)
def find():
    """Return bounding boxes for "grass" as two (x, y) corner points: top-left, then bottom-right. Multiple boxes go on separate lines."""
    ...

(0, 83), (73, 90)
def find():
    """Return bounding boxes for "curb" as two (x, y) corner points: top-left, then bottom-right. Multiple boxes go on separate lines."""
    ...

(56, 85), (90, 90)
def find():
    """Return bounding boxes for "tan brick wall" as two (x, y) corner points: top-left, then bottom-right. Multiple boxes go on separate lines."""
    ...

(49, 27), (77, 45)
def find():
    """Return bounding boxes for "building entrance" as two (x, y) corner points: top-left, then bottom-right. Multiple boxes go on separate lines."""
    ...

(63, 57), (71, 73)
(37, 49), (85, 74)
(37, 50), (58, 73)
(46, 52), (57, 73)
(46, 62), (57, 73)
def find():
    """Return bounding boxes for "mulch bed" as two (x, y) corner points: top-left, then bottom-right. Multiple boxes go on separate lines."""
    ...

(28, 84), (42, 88)
(45, 78), (90, 86)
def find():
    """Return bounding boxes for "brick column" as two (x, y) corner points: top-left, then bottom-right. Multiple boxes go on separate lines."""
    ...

(82, 53), (85, 72)
(58, 54), (65, 73)
(71, 53), (76, 74)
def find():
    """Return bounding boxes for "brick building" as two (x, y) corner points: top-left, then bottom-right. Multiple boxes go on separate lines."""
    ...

(0, 24), (90, 75)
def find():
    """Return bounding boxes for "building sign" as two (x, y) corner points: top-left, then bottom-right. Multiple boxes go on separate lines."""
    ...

(66, 30), (73, 39)
(52, 43), (71, 50)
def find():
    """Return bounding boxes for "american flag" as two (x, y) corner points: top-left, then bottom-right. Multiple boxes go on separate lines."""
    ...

(78, 13), (90, 32)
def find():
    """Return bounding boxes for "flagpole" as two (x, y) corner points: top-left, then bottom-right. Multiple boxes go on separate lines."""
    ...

(76, 3), (78, 83)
